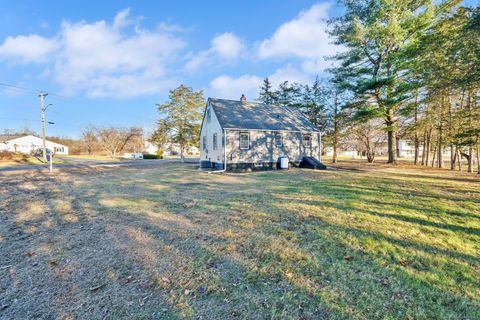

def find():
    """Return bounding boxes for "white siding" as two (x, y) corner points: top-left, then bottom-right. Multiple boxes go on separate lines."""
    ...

(200, 104), (224, 165)
(0, 135), (69, 155)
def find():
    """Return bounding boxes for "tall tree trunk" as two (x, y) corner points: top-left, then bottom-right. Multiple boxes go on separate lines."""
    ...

(466, 91), (473, 173)
(450, 145), (457, 170)
(452, 147), (457, 169)
(421, 132), (426, 166)
(438, 145), (443, 169)
(332, 98), (339, 164)
(476, 146), (480, 174)
(450, 145), (455, 170)
(448, 96), (454, 170)
(387, 129), (396, 164)
(413, 90), (419, 165)
(414, 137), (420, 165)
(431, 144), (437, 167)
(180, 143), (185, 163)
(332, 142), (338, 163)
(467, 147), (473, 172)
(457, 149), (462, 171)
(425, 129), (431, 166)
(437, 95), (444, 169)
(386, 108), (396, 164)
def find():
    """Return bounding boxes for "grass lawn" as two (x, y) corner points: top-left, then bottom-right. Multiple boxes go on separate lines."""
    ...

(58, 154), (123, 161)
(0, 156), (69, 167)
(0, 162), (478, 319)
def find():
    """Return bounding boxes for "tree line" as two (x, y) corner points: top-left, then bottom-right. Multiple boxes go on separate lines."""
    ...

(80, 126), (144, 157)
(257, 1), (479, 173)
(0, 126), (144, 157)
(51, 126), (145, 156)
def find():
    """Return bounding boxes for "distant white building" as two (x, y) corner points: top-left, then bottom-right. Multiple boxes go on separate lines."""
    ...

(165, 143), (199, 156)
(397, 139), (416, 157)
(397, 139), (450, 158)
(144, 141), (158, 154)
(144, 141), (199, 156)
(0, 135), (69, 155)
(324, 147), (359, 158)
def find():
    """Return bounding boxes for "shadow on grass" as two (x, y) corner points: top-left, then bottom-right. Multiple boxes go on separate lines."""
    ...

(1, 163), (479, 319)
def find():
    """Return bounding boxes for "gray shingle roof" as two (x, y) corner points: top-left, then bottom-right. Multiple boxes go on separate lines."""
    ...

(208, 98), (319, 132)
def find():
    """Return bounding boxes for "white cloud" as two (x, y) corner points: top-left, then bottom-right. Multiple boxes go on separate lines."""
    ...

(55, 17), (184, 97)
(208, 74), (263, 100)
(211, 32), (244, 59)
(186, 32), (244, 72)
(258, 2), (337, 73)
(113, 8), (133, 30)
(0, 34), (59, 64)
(207, 65), (311, 101)
(0, 9), (185, 98)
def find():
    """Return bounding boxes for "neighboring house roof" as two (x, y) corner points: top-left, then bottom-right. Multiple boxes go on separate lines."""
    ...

(208, 98), (319, 132)
(0, 135), (68, 147)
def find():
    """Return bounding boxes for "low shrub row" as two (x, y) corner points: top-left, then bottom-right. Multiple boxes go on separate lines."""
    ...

(143, 153), (163, 159)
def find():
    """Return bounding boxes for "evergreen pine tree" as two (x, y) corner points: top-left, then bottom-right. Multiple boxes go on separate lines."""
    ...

(258, 77), (276, 105)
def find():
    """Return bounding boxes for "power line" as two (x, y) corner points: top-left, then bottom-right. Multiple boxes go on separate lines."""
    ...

(0, 82), (38, 94)
(0, 81), (73, 101)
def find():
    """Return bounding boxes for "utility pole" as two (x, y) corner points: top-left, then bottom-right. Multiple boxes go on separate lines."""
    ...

(39, 92), (48, 162)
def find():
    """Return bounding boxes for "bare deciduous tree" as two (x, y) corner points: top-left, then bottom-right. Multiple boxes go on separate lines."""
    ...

(96, 127), (143, 157)
(351, 120), (386, 163)
(82, 126), (98, 155)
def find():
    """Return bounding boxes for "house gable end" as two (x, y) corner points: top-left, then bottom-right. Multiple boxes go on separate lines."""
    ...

(200, 98), (224, 136)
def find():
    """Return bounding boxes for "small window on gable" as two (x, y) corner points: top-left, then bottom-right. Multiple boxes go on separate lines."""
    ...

(303, 134), (312, 147)
(275, 133), (283, 147)
(202, 136), (207, 150)
(213, 133), (217, 150)
(239, 132), (250, 150)
(207, 108), (211, 122)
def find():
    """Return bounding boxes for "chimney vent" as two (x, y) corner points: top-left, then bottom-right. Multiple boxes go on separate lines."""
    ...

(240, 94), (247, 103)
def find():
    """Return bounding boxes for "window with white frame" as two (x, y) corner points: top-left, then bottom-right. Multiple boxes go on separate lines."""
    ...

(202, 136), (207, 150)
(239, 132), (250, 150)
(303, 134), (311, 147)
(213, 133), (217, 150)
(274, 133), (283, 147)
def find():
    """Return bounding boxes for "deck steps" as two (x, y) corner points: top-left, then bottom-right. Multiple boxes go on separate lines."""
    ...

(299, 156), (327, 170)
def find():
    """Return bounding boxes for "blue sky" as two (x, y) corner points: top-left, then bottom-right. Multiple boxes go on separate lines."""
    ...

(0, 1), (473, 137)
(0, 0), (344, 137)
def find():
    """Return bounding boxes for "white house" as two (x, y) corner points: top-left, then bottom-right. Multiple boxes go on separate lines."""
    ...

(199, 95), (324, 171)
(0, 135), (69, 155)
(397, 139), (450, 158)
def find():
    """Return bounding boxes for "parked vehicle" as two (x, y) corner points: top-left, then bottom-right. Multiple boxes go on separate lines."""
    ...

(32, 148), (52, 157)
